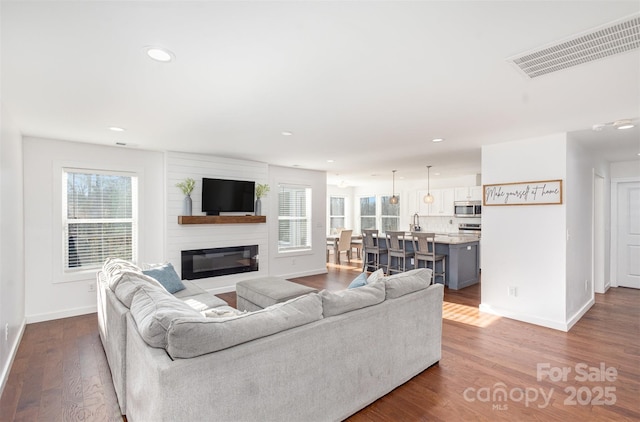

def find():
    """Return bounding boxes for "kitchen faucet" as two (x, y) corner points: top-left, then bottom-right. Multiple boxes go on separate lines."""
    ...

(412, 213), (421, 231)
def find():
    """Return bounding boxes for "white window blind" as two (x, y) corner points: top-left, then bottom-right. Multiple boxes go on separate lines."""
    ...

(63, 170), (137, 270)
(278, 184), (312, 252)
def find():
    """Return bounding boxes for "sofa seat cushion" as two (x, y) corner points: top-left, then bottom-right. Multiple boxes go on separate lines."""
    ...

(180, 292), (229, 312)
(384, 268), (433, 299)
(321, 281), (385, 317)
(165, 293), (323, 358)
(172, 280), (207, 298)
(130, 285), (202, 349)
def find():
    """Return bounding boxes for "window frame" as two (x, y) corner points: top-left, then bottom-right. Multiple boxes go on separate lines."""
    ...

(328, 195), (346, 234)
(380, 194), (401, 233)
(59, 167), (139, 282)
(277, 183), (312, 254)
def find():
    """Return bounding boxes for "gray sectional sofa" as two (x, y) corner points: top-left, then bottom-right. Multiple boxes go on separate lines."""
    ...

(97, 259), (443, 422)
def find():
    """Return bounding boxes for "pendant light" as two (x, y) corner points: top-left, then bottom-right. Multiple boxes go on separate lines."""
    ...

(389, 170), (399, 204)
(423, 165), (434, 204)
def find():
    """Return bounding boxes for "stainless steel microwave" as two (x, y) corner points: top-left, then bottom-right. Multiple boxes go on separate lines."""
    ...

(454, 201), (481, 217)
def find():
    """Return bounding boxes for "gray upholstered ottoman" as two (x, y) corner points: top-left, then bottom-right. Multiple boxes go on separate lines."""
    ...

(236, 277), (318, 311)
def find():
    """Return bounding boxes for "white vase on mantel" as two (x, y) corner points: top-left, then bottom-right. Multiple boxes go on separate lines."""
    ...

(255, 198), (262, 216)
(183, 195), (192, 216)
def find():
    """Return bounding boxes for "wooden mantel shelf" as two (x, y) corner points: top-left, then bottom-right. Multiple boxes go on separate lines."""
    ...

(178, 215), (266, 225)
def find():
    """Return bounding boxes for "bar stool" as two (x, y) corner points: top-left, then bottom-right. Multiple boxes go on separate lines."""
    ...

(362, 229), (387, 273)
(412, 232), (446, 284)
(386, 231), (414, 274)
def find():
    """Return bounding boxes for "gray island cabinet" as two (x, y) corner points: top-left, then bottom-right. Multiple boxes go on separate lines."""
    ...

(432, 236), (480, 290)
(372, 234), (480, 290)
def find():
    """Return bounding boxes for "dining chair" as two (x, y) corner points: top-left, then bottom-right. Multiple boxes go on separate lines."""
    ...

(327, 229), (353, 264)
(362, 229), (387, 273)
(386, 231), (414, 274)
(350, 238), (363, 259)
(411, 232), (446, 284)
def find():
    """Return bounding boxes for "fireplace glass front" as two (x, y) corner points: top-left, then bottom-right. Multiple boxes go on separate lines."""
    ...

(181, 245), (258, 280)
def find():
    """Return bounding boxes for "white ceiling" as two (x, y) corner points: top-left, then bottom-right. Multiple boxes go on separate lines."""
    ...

(2, 1), (639, 187)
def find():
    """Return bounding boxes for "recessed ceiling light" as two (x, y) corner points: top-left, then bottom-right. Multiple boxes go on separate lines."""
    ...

(434, 172), (441, 176)
(282, 131), (293, 136)
(109, 126), (125, 132)
(432, 138), (445, 143)
(327, 159), (334, 163)
(145, 46), (174, 62)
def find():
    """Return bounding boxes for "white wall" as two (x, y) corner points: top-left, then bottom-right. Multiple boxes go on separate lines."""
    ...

(23, 137), (164, 322)
(565, 137), (597, 325)
(0, 104), (25, 396)
(269, 165), (327, 278)
(611, 160), (640, 179)
(481, 134), (569, 330)
(165, 152), (269, 293)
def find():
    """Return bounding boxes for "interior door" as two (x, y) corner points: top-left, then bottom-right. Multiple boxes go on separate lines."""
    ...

(617, 181), (640, 289)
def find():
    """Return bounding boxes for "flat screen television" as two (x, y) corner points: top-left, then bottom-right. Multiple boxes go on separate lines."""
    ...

(201, 178), (255, 216)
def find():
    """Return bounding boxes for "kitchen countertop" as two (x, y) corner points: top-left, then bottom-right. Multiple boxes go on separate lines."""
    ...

(398, 232), (480, 245)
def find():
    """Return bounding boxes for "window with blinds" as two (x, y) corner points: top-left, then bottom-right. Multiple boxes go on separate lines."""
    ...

(359, 196), (376, 231)
(381, 195), (400, 233)
(278, 184), (312, 253)
(329, 196), (345, 233)
(63, 170), (138, 270)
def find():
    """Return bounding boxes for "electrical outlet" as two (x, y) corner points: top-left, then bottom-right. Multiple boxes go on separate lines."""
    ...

(5, 323), (8, 342)
(508, 286), (517, 297)
(585, 279), (589, 291)
(88, 282), (96, 293)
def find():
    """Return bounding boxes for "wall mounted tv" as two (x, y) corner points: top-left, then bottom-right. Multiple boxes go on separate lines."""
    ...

(201, 178), (255, 216)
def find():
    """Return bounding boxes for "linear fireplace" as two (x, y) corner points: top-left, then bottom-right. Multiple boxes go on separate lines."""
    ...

(181, 245), (258, 280)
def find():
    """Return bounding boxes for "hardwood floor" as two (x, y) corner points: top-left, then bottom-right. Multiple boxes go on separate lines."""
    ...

(2, 261), (639, 421)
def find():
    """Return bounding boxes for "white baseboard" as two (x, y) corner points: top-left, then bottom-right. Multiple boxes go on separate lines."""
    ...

(479, 303), (570, 332)
(0, 319), (26, 399)
(566, 298), (595, 331)
(26, 305), (97, 324)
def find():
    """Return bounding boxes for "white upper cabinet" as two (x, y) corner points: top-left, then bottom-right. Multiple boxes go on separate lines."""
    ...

(417, 189), (455, 216)
(454, 186), (482, 201)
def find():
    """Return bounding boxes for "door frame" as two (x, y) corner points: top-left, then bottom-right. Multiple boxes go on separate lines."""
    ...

(593, 170), (606, 293)
(610, 176), (640, 287)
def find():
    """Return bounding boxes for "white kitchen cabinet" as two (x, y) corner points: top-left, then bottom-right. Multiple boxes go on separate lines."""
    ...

(431, 188), (455, 215)
(455, 186), (482, 202)
(416, 189), (454, 216)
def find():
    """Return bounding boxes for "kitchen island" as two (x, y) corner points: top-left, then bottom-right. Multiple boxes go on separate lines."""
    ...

(431, 235), (480, 290)
(370, 234), (480, 290)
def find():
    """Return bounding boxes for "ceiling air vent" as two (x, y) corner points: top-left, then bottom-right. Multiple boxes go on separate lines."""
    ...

(508, 13), (640, 78)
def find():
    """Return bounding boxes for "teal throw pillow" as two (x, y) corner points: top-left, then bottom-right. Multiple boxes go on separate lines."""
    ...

(347, 272), (368, 289)
(142, 263), (186, 294)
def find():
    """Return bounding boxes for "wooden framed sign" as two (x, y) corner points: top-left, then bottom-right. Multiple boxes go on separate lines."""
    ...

(483, 179), (563, 206)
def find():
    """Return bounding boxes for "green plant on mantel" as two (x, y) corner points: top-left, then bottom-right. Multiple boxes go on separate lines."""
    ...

(255, 183), (270, 199)
(176, 178), (196, 196)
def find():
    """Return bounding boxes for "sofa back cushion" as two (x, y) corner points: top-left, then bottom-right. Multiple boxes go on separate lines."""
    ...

(384, 268), (433, 299)
(320, 281), (385, 317)
(130, 284), (202, 348)
(165, 293), (323, 359)
(112, 271), (166, 308)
